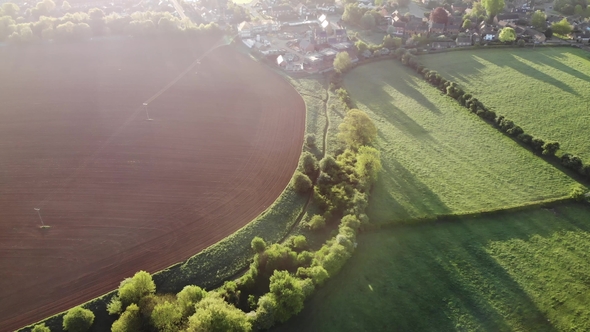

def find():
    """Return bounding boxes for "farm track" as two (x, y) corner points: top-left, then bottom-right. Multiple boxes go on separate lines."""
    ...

(0, 38), (305, 331)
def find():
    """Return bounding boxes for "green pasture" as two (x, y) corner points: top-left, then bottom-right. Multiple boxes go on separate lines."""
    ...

(343, 60), (578, 225)
(279, 203), (590, 332)
(421, 48), (590, 161)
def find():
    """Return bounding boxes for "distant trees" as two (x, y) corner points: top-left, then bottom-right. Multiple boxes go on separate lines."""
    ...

(108, 270), (156, 315)
(63, 306), (95, 332)
(361, 12), (376, 30)
(531, 10), (546, 30)
(482, 0), (505, 20)
(333, 51), (353, 74)
(499, 27), (516, 42)
(338, 109), (378, 149)
(462, 18), (472, 29)
(430, 7), (449, 24)
(551, 18), (572, 36)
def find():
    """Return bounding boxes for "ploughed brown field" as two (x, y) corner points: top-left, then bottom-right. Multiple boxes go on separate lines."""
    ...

(0, 38), (305, 330)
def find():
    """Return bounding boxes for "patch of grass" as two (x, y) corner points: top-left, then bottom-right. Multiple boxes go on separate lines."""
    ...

(279, 203), (590, 332)
(421, 48), (590, 161)
(343, 60), (578, 224)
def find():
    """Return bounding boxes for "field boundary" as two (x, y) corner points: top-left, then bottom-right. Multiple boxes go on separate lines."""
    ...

(17, 43), (318, 332)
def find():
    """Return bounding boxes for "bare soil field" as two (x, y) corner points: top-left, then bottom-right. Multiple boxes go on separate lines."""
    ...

(0, 38), (305, 331)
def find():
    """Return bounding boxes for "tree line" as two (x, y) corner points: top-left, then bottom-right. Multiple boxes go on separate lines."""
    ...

(392, 48), (590, 184)
(0, 0), (222, 44)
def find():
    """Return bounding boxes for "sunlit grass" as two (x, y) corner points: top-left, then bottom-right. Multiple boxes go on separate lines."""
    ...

(279, 203), (590, 332)
(421, 48), (590, 161)
(343, 61), (578, 224)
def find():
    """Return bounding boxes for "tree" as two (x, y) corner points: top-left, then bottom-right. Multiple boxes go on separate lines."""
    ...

(292, 171), (312, 193)
(517, 38), (525, 47)
(31, 324), (51, 332)
(333, 51), (352, 74)
(268, 270), (306, 323)
(251, 236), (266, 253)
(361, 12), (376, 30)
(118, 270), (156, 308)
(499, 27), (516, 42)
(544, 27), (553, 39)
(308, 215), (326, 230)
(355, 39), (368, 54)
(1, 3), (19, 19)
(462, 18), (471, 28)
(151, 301), (182, 332)
(383, 34), (401, 48)
(342, 3), (367, 24)
(187, 296), (251, 332)
(574, 4), (584, 16)
(111, 304), (142, 332)
(338, 109), (377, 149)
(430, 7), (449, 24)
(300, 152), (318, 177)
(531, 10), (546, 30)
(63, 307), (94, 332)
(394, 0), (411, 7)
(551, 18), (572, 35)
(481, 0), (505, 20)
(177, 285), (207, 318)
(542, 141), (560, 156)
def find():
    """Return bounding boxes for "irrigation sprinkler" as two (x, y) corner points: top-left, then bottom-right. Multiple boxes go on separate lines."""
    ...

(143, 103), (153, 121)
(34, 208), (49, 229)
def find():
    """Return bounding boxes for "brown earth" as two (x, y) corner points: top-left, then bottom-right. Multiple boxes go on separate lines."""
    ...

(0, 38), (305, 331)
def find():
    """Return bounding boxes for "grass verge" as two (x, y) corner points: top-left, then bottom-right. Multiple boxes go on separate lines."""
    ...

(343, 60), (579, 225)
(279, 202), (590, 332)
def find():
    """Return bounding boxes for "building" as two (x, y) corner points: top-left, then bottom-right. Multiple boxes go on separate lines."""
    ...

(391, 21), (406, 36)
(431, 40), (455, 49)
(456, 34), (472, 46)
(446, 23), (461, 34)
(270, 5), (294, 17)
(335, 29), (348, 42)
(494, 13), (520, 24)
(406, 22), (427, 35)
(315, 29), (328, 44)
(238, 20), (280, 38)
(429, 22), (445, 34)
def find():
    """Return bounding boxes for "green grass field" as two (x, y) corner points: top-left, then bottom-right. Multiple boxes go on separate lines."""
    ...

(278, 203), (590, 332)
(343, 61), (579, 225)
(421, 48), (590, 161)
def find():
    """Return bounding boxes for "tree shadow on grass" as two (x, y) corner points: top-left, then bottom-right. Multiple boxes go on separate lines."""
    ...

(367, 156), (451, 224)
(531, 49), (590, 83)
(279, 205), (590, 332)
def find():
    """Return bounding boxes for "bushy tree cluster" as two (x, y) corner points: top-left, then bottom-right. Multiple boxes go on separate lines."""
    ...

(0, 2), (222, 44)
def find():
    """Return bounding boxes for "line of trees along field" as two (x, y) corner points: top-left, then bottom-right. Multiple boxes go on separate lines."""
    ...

(0, 0), (222, 44)
(27, 101), (381, 331)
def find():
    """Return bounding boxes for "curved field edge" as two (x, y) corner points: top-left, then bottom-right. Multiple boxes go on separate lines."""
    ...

(17, 56), (326, 332)
(342, 59), (580, 225)
(278, 202), (590, 332)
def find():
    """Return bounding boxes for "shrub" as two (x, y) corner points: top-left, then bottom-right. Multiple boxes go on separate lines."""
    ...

(253, 294), (277, 330)
(268, 270), (306, 323)
(187, 296), (251, 332)
(340, 214), (361, 230)
(289, 235), (307, 251)
(542, 141), (560, 156)
(517, 133), (533, 144)
(300, 152), (319, 178)
(517, 39), (525, 47)
(305, 134), (316, 148)
(338, 109), (377, 149)
(63, 306), (94, 332)
(151, 301), (182, 332)
(291, 171), (312, 194)
(308, 214), (326, 230)
(570, 185), (587, 201)
(297, 251), (314, 266)
(251, 236), (266, 253)
(118, 270), (156, 308)
(531, 137), (545, 152)
(177, 285), (207, 318)
(111, 304), (142, 332)
(31, 324), (50, 332)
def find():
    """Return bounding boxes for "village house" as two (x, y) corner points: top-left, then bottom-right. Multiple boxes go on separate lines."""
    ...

(238, 20), (280, 38)
(446, 23), (461, 35)
(269, 5), (293, 17)
(494, 13), (520, 25)
(315, 29), (328, 45)
(334, 29), (348, 43)
(406, 22), (428, 36)
(431, 39), (455, 49)
(451, 4), (467, 13)
(429, 22), (445, 34)
(299, 38), (316, 52)
(293, 3), (308, 16)
(456, 33), (472, 46)
(391, 21), (406, 36)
